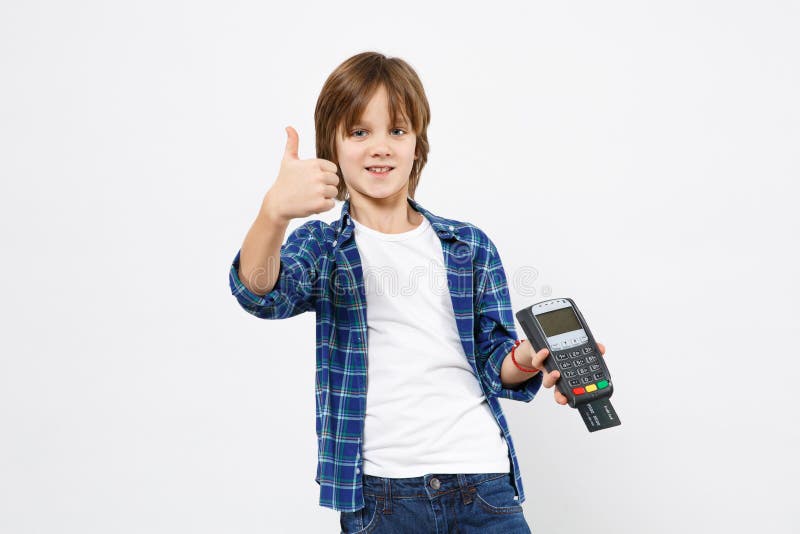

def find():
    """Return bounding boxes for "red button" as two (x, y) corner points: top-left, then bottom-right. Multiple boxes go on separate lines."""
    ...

(573, 387), (586, 395)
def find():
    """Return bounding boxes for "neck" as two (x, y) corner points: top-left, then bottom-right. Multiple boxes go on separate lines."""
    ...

(349, 192), (423, 234)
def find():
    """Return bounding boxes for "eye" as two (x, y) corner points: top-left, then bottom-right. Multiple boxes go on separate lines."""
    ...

(350, 128), (408, 138)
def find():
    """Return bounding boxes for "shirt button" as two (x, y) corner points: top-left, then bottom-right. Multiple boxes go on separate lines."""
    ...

(356, 468), (360, 474)
(430, 478), (441, 490)
(448, 225), (454, 231)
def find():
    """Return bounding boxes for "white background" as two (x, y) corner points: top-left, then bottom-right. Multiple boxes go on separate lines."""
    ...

(2, 1), (798, 533)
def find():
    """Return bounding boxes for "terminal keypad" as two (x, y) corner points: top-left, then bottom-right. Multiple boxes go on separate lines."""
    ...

(553, 344), (609, 396)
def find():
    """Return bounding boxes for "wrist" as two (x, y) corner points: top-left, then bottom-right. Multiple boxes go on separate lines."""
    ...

(511, 339), (539, 373)
(259, 193), (290, 227)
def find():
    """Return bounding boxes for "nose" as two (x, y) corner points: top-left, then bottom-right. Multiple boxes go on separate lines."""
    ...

(369, 132), (393, 157)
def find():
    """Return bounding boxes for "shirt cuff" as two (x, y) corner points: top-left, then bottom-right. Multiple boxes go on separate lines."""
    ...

(229, 249), (290, 315)
(485, 338), (543, 402)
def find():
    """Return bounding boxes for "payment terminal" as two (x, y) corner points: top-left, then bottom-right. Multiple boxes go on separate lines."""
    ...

(516, 298), (621, 432)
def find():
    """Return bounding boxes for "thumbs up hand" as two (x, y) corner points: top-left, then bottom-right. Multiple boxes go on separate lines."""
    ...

(261, 126), (340, 224)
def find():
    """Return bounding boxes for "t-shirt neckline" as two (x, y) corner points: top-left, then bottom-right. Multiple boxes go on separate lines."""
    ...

(351, 215), (431, 241)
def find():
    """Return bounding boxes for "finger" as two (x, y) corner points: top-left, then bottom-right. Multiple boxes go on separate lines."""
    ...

(596, 342), (605, 356)
(322, 172), (341, 187)
(530, 348), (549, 370)
(283, 126), (299, 160)
(318, 159), (338, 174)
(554, 390), (569, 405)
(542, 370), (560, 389)
(323, 184), (338, 199)
(314, 197), (336, 214)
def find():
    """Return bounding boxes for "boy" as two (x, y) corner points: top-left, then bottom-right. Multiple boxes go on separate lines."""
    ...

(229, 51), (605, 533)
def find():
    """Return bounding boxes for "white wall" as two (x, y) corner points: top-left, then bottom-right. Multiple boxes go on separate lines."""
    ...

(1, 1), (797, 532)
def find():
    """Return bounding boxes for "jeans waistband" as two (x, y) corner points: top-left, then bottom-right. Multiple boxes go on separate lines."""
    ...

(362, 472), (510, 500)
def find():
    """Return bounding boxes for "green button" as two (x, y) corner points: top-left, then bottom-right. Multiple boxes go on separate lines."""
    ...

(598, 380), (609, 389)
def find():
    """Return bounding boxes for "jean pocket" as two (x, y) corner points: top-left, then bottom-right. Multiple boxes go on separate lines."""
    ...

(473, 474), (524, 515)
(339, 495), (381, 534)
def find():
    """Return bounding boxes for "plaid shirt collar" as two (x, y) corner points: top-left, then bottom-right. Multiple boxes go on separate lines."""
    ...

(333, 196), (461, 246)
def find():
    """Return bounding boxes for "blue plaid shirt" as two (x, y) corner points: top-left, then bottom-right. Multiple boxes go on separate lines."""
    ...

(228, 197), (543, 512)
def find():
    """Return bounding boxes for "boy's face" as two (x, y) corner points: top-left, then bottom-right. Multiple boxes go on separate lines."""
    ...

(335, 84), (418, 202)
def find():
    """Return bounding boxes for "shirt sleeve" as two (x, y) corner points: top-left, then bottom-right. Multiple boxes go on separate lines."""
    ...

(473, 235), (543, 402)
(228, 221), (322, 319)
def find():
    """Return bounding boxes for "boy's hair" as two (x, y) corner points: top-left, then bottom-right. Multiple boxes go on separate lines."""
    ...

(314, 51), (431, 201)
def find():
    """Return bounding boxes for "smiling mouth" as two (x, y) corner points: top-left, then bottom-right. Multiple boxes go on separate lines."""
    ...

(365, 166), (394, 174)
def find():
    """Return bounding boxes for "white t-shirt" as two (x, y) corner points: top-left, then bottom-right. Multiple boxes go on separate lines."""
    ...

(351, 215), (510, 477)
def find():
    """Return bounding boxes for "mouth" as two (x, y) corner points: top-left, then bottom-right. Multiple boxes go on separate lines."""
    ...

(365, 166), (394, 176)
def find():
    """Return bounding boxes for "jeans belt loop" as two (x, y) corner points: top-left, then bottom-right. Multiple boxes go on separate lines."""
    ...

(457, 473), (474, 505)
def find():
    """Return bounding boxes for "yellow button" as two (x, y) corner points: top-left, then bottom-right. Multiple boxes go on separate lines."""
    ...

(585, 384), (598, 393)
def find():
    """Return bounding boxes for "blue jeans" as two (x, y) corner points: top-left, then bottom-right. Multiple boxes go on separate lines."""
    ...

(339, 472), (532, 533)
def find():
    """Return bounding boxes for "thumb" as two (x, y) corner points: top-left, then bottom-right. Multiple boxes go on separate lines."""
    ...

(283, 126), (299, 160)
